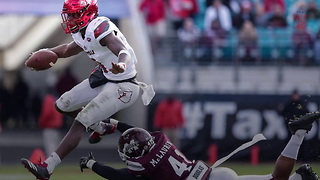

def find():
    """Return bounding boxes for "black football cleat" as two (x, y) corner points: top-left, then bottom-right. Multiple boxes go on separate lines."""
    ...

(21, 158), (51, 180)
(288, 111), (320, 134)
(296, 164), (319, 180)
(88, 122), (116, 144)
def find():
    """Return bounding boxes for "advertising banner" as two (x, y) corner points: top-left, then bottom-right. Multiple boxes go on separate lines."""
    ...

(148, 94), (320, 162)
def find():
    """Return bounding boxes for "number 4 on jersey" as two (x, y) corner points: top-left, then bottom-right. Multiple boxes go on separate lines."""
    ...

(168, 150), (192, 176)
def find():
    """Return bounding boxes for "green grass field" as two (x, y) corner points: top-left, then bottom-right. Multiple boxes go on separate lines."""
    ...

(1, 162), (320, 180)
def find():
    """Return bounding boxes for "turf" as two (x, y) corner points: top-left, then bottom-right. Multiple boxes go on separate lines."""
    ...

(0, 163), (125, 180)
(1, 162), (319, 180)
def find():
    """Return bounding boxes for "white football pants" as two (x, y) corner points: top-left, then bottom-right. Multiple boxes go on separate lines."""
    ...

(56, 78), (140, 129)
(209, 167), (302, 180)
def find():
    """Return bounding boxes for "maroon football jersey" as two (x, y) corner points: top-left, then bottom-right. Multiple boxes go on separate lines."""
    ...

(126, 132), (206, 180)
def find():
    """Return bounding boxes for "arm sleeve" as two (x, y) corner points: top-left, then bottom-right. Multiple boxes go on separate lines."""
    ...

(117, 122), (134, 133)
(92, 162), (149, 180)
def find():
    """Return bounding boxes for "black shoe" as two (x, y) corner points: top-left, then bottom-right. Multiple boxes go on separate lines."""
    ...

(21, 158), (51, 180)
(288, 111), (320, 134)
(88, 122), (116, 144)
(296, 164), (319, 180)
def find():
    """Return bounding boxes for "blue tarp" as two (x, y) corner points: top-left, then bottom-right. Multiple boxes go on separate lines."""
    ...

(0, 0), (130, 18)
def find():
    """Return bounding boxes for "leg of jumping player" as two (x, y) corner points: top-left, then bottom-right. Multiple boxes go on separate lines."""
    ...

(21, 80), (139, 180)
(43, 82), (139, 175)
(209, 112), (320, 180)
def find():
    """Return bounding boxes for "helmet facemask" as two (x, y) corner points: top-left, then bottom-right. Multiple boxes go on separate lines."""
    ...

(118, 128), (155, 162)
(61, 0), (98, 34)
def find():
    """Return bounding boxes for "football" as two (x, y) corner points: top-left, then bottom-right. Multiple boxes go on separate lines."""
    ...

(25, 49), (58, 71)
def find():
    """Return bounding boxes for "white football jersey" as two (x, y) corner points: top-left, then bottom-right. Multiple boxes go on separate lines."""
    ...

(72, 16), (137, 81)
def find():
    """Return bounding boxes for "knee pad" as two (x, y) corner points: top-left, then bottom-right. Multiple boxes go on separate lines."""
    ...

(55, 101), (82, 119)
(210, 167), (238, 180)
(74, 101), (101, 130)
(75, 110), (91, 130)
(55, 92), (73, 112)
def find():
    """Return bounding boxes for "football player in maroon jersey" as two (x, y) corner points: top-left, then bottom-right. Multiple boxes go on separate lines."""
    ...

(79, 111), (320, 180)
(20, 0), (154, 179)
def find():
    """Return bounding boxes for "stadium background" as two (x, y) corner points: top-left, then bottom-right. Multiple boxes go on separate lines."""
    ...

(0, 0), (320, 176)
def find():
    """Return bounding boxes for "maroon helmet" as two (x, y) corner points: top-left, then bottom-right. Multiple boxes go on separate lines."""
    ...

(61, 0), (98, 34)
(118, 128), (155, 161)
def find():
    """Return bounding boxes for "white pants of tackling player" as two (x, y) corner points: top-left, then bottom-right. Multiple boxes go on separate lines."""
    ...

(55, 78), (140, 129)
(187, 161), (272, 180)
(209, 168), (272, 180)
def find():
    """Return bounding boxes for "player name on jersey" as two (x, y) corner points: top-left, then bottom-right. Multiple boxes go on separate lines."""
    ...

(150, 141), (173, 167)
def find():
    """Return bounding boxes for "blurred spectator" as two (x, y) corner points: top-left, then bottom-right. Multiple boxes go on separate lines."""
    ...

(264, 0), (285, 14)
(11, 72), (30, 128)
(205, 0), (240, 16)
(154, 94), (185, 148)
(55, 67), (78, 97)
(0, 79), (10, 128)
(278, 89), (309, 129)
(287, 1), (307, 25)
(238, 20), (258, 62)
(291, 28), (313, 64)
(227, 0), (241, 17)
(30, 91), (42, 127)
(204, 0), (232, 32)
(0, 75), (2, 133)
(233, 0), (255, 29)
(168, 0), (199, 30)
(314, 29), (320, 64)
(205, 19), (227, 43)
(139, 0), (167, 55)
(233, 0), (254, 29)
(0, 72), (30, 129)
(254, 2), (269, 27)
(277, 89), (310, 160)
(38, 88), (63, 157)
(193, 0), (207, 30)
(292, 9), (307, 31)
(221, 0), (242, 27)
(200, 19), (227, 62)
(177, 18), (201, 61)
(306, 1), (320, 20)
(266, 4), (288, 28)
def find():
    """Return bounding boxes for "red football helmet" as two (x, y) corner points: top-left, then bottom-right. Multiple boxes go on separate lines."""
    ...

(118, 128), (155, 161)
(61, 0), (98, 34)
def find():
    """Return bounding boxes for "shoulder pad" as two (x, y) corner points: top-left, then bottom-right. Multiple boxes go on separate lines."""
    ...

(94, 20), (110, 38)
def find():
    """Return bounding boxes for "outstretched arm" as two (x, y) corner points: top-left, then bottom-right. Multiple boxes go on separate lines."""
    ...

(116, 121), (135, 133)
(108, 119), (134, 133)
(100, 31), (130, 74)
(80, 152), (149, 180)
(49, 41), (83, 58)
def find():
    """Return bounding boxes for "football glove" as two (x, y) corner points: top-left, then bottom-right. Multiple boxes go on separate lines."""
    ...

(79, 152), (96, 172)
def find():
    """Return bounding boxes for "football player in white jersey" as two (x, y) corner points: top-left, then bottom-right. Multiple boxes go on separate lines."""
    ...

(21, 0), (154, 179)
(79, 112), (320, 180)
